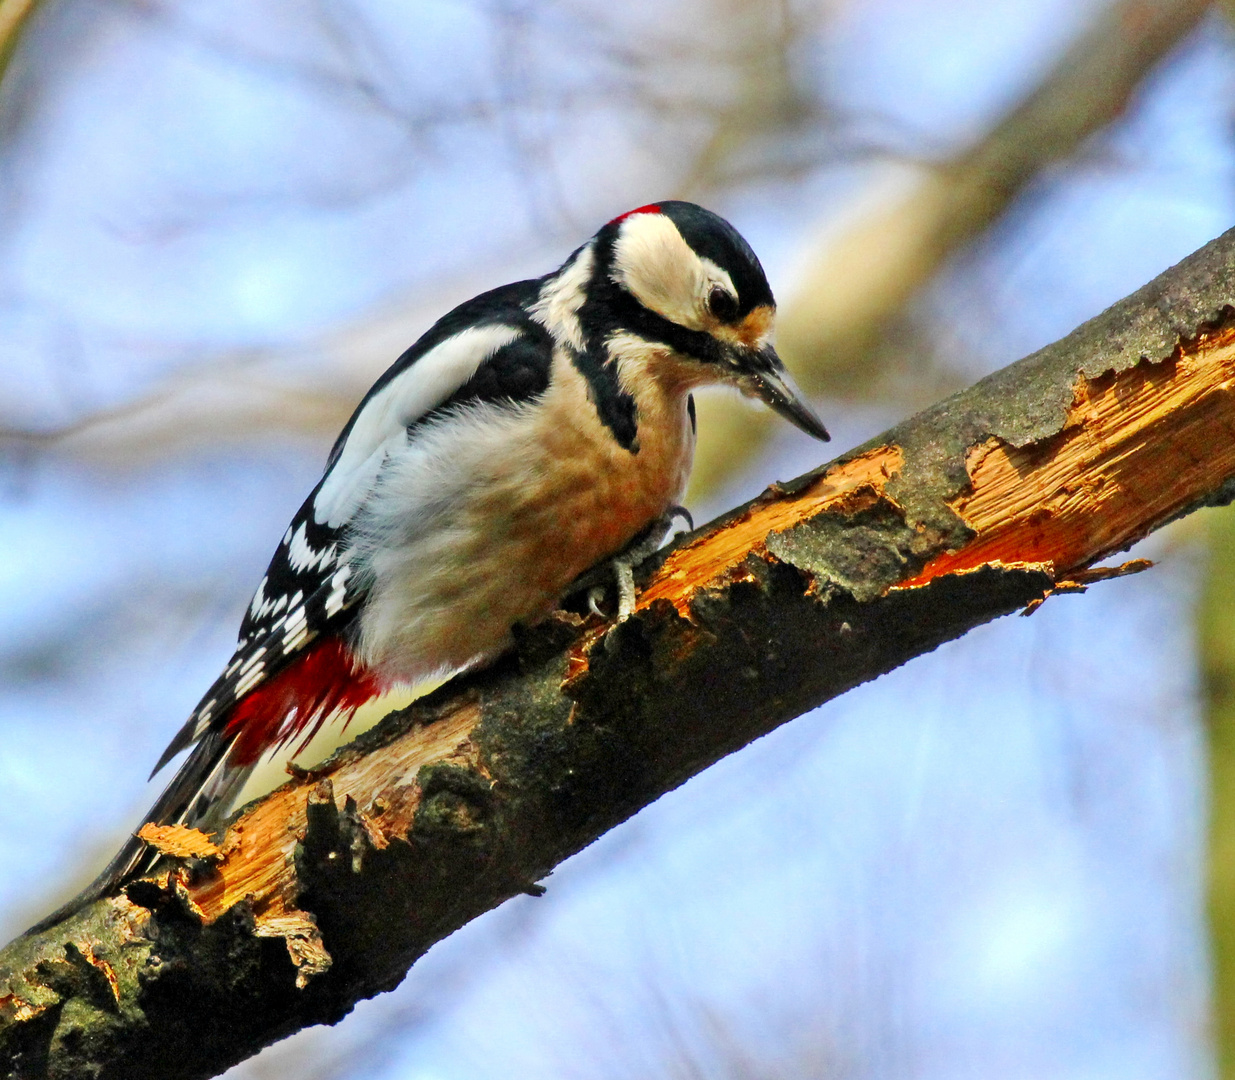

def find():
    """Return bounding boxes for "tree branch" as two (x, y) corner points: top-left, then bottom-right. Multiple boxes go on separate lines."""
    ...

(5, 0), (1207, 476)
(689, 0), (1211, 498)
(0, 0), (39, 82)
(6, 227), (1235, 1079)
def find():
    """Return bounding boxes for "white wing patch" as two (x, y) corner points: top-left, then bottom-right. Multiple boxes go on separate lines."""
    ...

(248, 576), (271, 619)
(314, 323), (524, 529)
(233, 662), (267, 699)
(325, 564), (352, 617)
(247, 572), (296, 630)
(281, 601), (310, 651)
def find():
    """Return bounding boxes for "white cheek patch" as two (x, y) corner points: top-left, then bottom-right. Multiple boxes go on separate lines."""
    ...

(612, 215), (709, 330)
(314, 323), (522, 528)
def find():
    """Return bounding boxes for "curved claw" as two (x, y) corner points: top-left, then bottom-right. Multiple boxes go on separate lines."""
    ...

(575, 505), (695, 626)
(666, 504), (694, 532)
(587, 585), (607, 618)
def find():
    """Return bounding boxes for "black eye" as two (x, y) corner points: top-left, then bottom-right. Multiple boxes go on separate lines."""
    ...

(708, 286), (739, 323)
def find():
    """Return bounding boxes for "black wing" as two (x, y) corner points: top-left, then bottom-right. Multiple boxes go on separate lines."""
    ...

(155, 283), (556, 774)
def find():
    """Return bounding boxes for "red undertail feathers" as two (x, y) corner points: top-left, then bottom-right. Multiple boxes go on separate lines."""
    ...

(224, 636), (383, 766)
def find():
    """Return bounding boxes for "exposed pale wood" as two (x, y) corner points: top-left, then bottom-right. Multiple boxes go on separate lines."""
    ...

(641, 445), (905, 616)
(190, 702), (482, 922)
(908, 326), (1235, 584)
(137, 823), (222, 861)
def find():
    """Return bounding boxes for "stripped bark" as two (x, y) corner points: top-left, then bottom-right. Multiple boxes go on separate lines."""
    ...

(6, 226), (1235, 1079)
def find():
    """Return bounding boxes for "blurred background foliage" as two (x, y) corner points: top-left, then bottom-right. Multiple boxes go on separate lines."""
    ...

(0, 0), (1233, 1077)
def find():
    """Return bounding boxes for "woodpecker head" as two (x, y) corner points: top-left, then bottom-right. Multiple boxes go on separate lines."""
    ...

(590, 201), (829, 442)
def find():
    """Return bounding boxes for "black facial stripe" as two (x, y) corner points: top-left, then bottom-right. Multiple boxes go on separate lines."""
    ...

(655, 201), (774, 315)
(534, 239), (636, 452)
(602, 283), (726, 365)
(591, 205), (770, 367)
(567, 202), (779, 450)
(567, 240), (744, 451)
(570, 341), (639, 451)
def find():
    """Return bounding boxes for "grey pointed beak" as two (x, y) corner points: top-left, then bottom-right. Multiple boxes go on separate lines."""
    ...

(747, 350), (830, 442)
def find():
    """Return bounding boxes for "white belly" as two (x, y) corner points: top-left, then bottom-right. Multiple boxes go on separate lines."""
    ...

(349, 353), (695, 683)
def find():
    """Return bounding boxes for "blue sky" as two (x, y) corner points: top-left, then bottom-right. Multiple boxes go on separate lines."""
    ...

(0, 2), (1228, 1077)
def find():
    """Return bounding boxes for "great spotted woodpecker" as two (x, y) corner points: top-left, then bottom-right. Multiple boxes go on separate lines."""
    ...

(40, 201), (828, 926)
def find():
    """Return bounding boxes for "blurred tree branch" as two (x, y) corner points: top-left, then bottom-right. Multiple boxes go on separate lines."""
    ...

(1202, 506), (1235, 1079)
(689, 0), (1213, 496)
(778, 0), (1214, 390)
(0, 0), (38, 80)
(6, 222), (1235, 1080)
(0, 0), (1210, 491)
(1190, 16), (1235, 1080)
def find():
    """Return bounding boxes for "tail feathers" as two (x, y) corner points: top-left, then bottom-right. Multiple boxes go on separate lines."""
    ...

(26, 637), (381, 936)
(23, 730), (254, 936)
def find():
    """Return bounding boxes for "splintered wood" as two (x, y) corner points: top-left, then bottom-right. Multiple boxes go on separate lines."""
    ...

(638, 444), (904, 616)
(189, 703), (481, 922)
(176, 323), (1235, 932)
(136, 823), (221, 861)
(906, 324), (1235, 585)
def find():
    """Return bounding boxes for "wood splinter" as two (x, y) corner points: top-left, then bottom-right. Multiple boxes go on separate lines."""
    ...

(136, 822), (223, 861)
(1021, 557), (1155, 615)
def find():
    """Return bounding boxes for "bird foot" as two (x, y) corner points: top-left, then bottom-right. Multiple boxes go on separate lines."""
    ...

(585, 505), (694, 624)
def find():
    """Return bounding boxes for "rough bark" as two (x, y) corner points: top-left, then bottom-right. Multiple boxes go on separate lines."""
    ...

(7, 226), (1235, 1079)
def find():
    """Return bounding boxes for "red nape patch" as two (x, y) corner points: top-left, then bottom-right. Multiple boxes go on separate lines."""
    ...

(609, 203), (662, 226)
(224, 637), (382, 766)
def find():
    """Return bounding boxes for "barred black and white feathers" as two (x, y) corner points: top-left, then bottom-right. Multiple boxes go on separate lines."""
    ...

(155, 283), (555, 778)
(32, 201), (828, 933)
